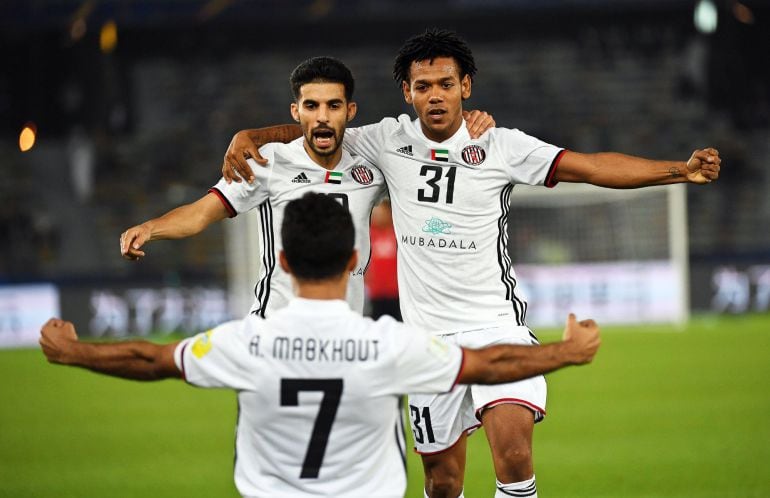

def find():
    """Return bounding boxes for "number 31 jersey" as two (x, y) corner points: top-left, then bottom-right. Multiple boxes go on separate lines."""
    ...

(344, 115), (564, 333)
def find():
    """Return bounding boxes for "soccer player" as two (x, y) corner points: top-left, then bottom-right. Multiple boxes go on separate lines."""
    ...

(42, 193), (601, 498)
(220, 29), (722, 498)
(120, 56), (493, 318)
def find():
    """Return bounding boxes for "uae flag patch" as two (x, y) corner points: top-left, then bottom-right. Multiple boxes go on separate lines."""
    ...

(431, 149), (449, 162)
(325, 171), (343, 184)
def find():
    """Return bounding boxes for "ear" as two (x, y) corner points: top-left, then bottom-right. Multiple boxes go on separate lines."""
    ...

(346, 101), (357, 122)
(290, 102), (300, 123)
(279, 251), (292, 274)
(461, 74), (472, 100)
(346, 250), (359, 273)
(402, 81), (413, 104)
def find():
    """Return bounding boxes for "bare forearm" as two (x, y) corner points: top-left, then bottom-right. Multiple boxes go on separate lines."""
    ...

(144, 205), (212, 240)
(145, 194), (228, 241)
(247, 124), (302, 145)
(462, 342), (579, 385)
(59, 341), (180, 381)
(559, 152), (687, 188)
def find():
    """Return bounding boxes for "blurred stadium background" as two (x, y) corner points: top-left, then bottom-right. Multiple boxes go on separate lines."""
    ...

(1, 0), (769, 496)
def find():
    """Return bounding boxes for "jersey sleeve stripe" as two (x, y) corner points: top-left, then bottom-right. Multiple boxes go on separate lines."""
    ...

(208, 187), (237, 218)
(253, 201), (275, 317)
(544, 149), (566, 188)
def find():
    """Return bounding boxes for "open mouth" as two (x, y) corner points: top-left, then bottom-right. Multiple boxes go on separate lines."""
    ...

(312, 128), (335, 148)
(427, 109), (446, 121)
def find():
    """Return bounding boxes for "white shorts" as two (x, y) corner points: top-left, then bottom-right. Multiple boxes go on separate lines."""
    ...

(408, 323), (547, 455)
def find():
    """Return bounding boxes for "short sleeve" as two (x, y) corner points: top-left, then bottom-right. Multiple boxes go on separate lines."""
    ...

(208, 145), (274, 216)
(174, 319), (255, 390)
(494, 128), (565, 188)
(343, 118), (396, 166)
(377, 319), (464, 395)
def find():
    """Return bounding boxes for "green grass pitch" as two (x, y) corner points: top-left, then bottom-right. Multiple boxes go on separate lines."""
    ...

(1, 314), (768, 497)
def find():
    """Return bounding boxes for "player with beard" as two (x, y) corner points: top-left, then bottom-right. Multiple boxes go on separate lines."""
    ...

(121, 56), (493, 318)
(119, 57), (386, 316)
(219, 30), (721, 498)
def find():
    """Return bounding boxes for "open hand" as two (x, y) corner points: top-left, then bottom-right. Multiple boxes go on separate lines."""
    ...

(222, 131), (262, 184)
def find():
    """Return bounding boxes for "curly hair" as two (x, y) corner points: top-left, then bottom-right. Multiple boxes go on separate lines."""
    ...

(393, 28), (477, 85)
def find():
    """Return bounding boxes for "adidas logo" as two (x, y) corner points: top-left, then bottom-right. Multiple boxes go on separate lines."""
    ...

(396, 145), (413, 156)
(291, 172), (311, 184)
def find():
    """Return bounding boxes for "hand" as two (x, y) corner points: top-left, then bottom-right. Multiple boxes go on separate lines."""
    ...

(39, 318), (79, 364)
(686, 148), (721, 184)
(462, 110), (495, 139)
(120, 224), (151, 261)
(562, 313), (601, 365)
(222, 131), (263, 184)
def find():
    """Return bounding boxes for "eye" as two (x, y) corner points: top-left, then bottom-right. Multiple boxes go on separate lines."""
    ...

(442, 82), (454, 89)
(330, 102), (342, 109)
(304, 102), (316, 109)
(415, 84), (427, 92)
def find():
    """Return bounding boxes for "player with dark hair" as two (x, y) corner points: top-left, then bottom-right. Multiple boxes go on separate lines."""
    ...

(221, 28), (721, 498)
(119, 56), (386, 317)
(120, 55), (493, 319)
(42, 192), (601, 498)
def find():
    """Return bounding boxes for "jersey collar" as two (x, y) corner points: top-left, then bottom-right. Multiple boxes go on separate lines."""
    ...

(287, 297), (351, 314)
(409, 116), (470, 149)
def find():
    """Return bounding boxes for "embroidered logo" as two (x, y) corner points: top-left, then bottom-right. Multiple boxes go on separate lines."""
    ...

(461, 145), (486, 166)
(351, 166), (374, 185)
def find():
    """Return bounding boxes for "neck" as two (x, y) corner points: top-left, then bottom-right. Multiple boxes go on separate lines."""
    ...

(294, 275), (348, 300)
(303, 142), (343, 170)
(420, 116), (463, 143)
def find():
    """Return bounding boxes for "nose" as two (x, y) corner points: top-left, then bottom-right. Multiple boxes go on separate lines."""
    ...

(428, 87), (443, 103)
(317, 104), (330, 123)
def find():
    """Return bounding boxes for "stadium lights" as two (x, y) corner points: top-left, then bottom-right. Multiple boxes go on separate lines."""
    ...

(694, 0), (718, 34)
(19, 123), (37, 152)
(100, 20), (118, 53)
(732, 2), (755, 24)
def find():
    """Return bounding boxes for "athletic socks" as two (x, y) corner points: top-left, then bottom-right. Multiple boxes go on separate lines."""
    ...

(495, 475), (537, 497)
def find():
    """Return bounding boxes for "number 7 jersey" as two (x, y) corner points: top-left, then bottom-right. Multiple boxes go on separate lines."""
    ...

(344, 115), (564, 333)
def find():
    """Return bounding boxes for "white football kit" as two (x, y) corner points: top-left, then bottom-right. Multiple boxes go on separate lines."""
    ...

(175, 298), (464, 498)
(344, 115), (564, 452)
(210, 137), (387, 317)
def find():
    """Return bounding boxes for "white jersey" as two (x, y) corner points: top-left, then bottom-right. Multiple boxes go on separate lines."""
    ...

(211, 138), (387, 317)
(175, 298), (463, 498)
(344, 115), (563, 333)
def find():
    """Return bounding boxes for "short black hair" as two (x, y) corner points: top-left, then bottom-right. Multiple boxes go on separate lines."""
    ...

(282, 193), (355, 281)
(393, 28), (477, 85)
(289, 56), (355, 101)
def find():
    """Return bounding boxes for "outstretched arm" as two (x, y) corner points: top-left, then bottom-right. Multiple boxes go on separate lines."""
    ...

(555, 148), (721, 188)
(120, 193), (229, 260)
(39, 318), (181, 381)
(459, 314), (600, 385)
(221, 110), (496, 183)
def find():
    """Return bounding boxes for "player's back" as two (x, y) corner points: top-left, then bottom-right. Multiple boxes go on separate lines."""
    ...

(179, 297), (462, 497)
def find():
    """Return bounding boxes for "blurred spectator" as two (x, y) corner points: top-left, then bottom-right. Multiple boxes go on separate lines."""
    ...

(365, 200), (401, 320)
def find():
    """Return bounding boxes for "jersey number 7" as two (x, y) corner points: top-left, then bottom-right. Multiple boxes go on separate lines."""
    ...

(280, 378), (343, 478)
